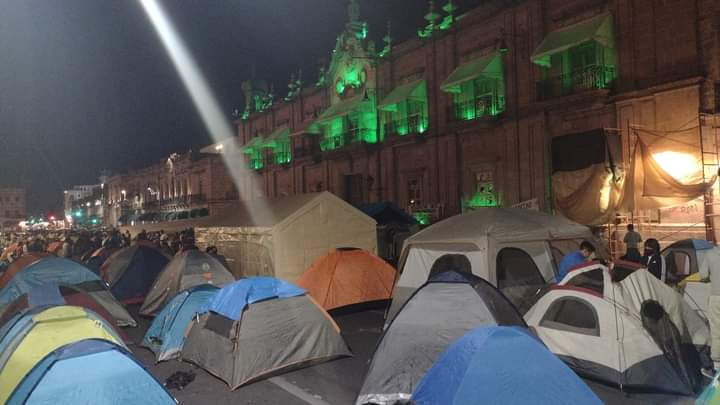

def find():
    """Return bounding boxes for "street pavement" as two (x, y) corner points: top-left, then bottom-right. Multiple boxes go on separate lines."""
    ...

(125, 305), (696, 405)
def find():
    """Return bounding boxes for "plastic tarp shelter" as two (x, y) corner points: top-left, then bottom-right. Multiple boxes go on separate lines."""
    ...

(309, 95), (367, 131)
(7, 339), (175, 405)
(143, 285), (219, 362)
(356, 270), (526, 405)
(0, 283), (131, 343)
(0, 306), (124, 404)
(101, 243), (170, 304)
(378, 79), (427, 112)
(440, 52), (503, 93)
(182, 277), (351, 389)
(194, 192), (377, 283)
(391, 208), (595, 320)
(531, 13), (614, 68)
(525, 263), (710, 395)
(0, 257), (101, 306)
(298, 248), (396, 310)
(411, 326), (602, 405)
(140, 250), (234, 316)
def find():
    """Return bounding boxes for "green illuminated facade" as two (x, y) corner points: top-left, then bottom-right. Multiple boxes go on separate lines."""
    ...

(379, 80), (428, 137)
(242, 137), (265, 170)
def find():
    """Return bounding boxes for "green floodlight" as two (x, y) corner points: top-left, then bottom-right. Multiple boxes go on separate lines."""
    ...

(74, 211), (82, 218)
(91, 218), (99, 224)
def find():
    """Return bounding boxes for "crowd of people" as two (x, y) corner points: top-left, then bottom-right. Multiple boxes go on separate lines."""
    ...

(0, 227), (226, 269)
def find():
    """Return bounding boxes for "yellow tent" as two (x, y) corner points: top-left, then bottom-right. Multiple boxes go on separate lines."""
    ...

(0, 305), (124, 403)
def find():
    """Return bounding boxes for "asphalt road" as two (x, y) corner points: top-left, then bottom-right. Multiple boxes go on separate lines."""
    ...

(124, 305), (696, 405)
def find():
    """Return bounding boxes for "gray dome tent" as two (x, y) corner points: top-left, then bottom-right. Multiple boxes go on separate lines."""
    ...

(356, 268), (526, 405)
(181, 277), (351, 389)
(140, 250), (234, 316)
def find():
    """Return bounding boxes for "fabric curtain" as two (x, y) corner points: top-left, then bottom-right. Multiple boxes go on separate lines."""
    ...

(554, 163), (622, 225)
(620, 127), (715, 211)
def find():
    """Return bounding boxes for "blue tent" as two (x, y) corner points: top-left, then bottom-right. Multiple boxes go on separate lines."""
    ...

(411, 326), (601, 405)
(143, 284), (219, 362)
(0, 257), (101, 306)
(201, 277), (305, 321)
(7, 339), (176, 405)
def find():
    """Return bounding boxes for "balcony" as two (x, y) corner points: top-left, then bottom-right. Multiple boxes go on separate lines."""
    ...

(536, 65), (615, 101)
(449, 96), (504, 122)
(320, 128), (377, 151)
(384, 114), (428, 137)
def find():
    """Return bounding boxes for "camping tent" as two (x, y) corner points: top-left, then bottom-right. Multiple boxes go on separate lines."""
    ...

(662, 239), (717, 316)
(101, 243), (170, 304)
(84, 246), (119, 273)
(390, 208), (596, 318)
(697, 370), (720, 404)
(0, 257), (102, 306)
(6, 339), (175, 405)
(0, 283), (131, 343)
(524, 263), (710, 395)
(356, 269), (526, 405)
(0, 252), (50, 289)
(411, 326), (602, 405)
(297, 248), (396, 310)
(0, 305), (124, 404)
(140, 250), (234, 316)
(143, 284), (219, 362)
(194, 192), (377, 282)
(182, 277), (351, 389)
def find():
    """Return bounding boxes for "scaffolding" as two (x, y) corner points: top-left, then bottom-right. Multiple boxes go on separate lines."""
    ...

(700, 112), (720, 243)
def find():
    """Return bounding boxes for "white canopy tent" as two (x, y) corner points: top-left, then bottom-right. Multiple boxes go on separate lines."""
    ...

(390, 208), (596, 317)
(195, 192), (377, 282)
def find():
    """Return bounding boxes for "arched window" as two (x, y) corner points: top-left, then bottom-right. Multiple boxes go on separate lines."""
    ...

(540, 297), (600, 336)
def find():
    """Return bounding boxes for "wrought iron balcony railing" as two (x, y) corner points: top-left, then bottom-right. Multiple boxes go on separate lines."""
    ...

(536, 65), (616, 101)
(384, 114), (428, 137)
(449, 96), (505, 122)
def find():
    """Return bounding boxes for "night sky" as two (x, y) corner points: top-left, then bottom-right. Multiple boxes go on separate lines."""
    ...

(0, 0), (484, 215)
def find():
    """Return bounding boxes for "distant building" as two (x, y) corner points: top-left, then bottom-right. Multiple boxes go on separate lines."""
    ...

(104, 151), (237, 227)
(0, 188), (26, 228)
(64, 184), (105, 227)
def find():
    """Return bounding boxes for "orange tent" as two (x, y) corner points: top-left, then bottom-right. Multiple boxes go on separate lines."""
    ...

(0, 252), (50, 289)
(297, 248), (396, 311)
(47, 241), (63, 255)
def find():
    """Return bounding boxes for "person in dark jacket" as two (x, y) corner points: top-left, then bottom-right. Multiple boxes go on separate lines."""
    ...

(641, 238), (666, 282)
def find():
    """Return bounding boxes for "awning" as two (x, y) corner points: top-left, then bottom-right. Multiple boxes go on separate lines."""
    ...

(309, 95), (368, 133)
(440, 52), (503, 93)
(378, 80), (426, 112)
(531, 13), (614, 68)
(261, 127), (290, 149)
(242, 136), (264, 154)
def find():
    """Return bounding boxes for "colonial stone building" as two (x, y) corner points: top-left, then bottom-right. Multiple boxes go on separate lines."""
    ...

(0, 188), (26, 228)
(207, 0), (719, 246)
(104, 152), (237, 226)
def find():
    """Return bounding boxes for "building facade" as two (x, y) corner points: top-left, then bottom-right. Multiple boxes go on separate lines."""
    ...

(104, 152), (237, 226)
(207, 0), (719, 245)
(0, 188), (26, 228)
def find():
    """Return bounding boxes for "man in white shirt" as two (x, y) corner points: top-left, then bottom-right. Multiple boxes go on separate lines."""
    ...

(700, 246), (720, 374)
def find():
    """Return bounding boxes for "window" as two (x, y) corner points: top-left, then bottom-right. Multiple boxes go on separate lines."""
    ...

(464, 170), (498, 209)
(453, 77), (505, 121)
(565, 269), (604, 295)
(667, 251), (691, 277)
(496, 248), (545, 290)
(4, 210), (9, 217)
(540, 297), (600, 336)
(407, 178), (422, 207)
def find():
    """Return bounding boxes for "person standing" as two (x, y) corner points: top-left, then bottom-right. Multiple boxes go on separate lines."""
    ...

(623, 224), (643, 263)
(641, 238), (666, 282)
(700, 246), (720, 375)
(557, 241), (597, 281)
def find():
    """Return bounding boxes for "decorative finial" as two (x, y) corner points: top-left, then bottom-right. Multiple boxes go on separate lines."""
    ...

(380, 21), (392, 57)
(418, 1), (442, 39)
(440, 0), (458, 31)
(348, 0), (360, 24)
